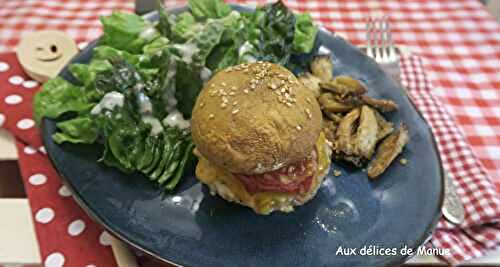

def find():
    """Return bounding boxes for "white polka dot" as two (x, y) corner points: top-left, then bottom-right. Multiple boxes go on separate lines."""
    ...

(0, 62), (9, 72)
(45, 252), (65, 267)
(58, 185), (72, 197)
(24, 146), (37, 154)
(0, 113), (5, 127)
(86, 265), (97, 267)
(29, 173), (47, 186)
(22, 80), (38, 89)
(99, 231), (112, 246)
(16, 118), (35, 130)
(8, 75), (24, 85)
(78, 42), (89, 50)
(39, 146), (47, 154)
(5, 94), (22, 105)
(35, 207), (55, 224)
(68, 219), (86, 236)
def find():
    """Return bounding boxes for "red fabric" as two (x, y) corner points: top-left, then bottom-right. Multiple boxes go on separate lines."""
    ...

(1, 0), (500, 266)
(401, 55), (500, 265)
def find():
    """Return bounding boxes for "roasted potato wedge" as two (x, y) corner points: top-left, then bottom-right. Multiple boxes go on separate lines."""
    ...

(361, 95), (398, 113)
(367, 124), (409, 179)
(355, 106), (379, 159)
(318, 93), (357, 113)
(310, 55), (333, 82)
(298, 72), (321, 97)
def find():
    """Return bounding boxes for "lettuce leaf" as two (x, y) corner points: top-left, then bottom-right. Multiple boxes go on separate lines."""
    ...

(52, 116), (98, 144)
(172, 12), (199, 41)
(100, 11), (160, 54)
(254, 1), (296, 65)
(188, 0), (231, 21)
(33, 77), (94, 124)
(293, 13), (318, 53)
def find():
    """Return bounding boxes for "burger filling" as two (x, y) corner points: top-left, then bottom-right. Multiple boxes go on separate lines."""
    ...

(195, 133), (330, 214)
(234, 150), (317, 195)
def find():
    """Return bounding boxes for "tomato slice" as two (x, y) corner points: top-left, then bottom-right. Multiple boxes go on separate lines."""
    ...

(234, 150), (317, 195)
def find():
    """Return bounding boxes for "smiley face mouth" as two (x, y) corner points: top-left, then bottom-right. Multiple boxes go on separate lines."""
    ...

(35, 45), (63, 62)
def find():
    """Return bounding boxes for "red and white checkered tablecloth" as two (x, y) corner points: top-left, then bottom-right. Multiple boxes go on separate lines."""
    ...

(1, 0), (500, 266)
(1, 0), (498, 189)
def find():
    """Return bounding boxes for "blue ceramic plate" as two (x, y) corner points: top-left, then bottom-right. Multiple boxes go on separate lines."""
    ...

(42, 5), (444, 267)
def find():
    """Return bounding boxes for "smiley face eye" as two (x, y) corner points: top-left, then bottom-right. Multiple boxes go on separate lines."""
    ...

(50, 45), (57, 53)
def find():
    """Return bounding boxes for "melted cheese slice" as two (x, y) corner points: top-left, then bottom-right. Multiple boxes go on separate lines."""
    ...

(196, 133), (330, 214)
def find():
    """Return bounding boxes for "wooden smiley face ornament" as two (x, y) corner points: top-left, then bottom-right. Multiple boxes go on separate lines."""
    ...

(16, 30), (78, 82)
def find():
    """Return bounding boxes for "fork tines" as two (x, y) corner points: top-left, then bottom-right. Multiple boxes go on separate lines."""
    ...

(366, 16), (397, 63)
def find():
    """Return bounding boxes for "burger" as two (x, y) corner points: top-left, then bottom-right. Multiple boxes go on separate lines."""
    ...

(191, 62), (331, 215)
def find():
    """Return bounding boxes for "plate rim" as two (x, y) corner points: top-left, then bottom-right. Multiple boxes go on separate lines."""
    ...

(41, 4), (445, 267)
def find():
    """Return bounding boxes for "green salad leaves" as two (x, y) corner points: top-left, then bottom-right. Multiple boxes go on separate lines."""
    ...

(33, 0), (319, 191)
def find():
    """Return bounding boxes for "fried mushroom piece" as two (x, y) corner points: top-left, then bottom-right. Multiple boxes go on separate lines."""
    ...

(373, 109), (394, 142)
(361, 95), (398, 113)
(298, 72), (322, 98)
(367, 124), (409, 179)
(335, 108), (360, 157)
(355, 106), (379, 159)
(318, 93), (357, 113)
(320, 76), (367, 97)
(323, 110), (343, 123)
(322, 119), (338, 144)
(310, 55), (333, 82)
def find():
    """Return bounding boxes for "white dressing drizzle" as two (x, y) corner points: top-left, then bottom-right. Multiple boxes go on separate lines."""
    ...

(163, 110), (190, 130)
(200, 67), (212, 83)
(139, 26), (157, 41)
(91, 91), (124, 115)
(238, 41), (257, 63)
(142, 115), (164, 136)
(172, 43), (200, 64)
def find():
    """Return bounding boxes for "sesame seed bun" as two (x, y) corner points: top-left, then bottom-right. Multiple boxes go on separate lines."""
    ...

(191, 62), (322, 175)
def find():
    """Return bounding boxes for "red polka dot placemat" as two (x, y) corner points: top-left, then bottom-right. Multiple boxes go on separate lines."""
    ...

(0, 53), (118, 267)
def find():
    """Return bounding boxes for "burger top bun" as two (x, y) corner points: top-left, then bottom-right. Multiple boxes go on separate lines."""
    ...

(191, 62), (322, 175)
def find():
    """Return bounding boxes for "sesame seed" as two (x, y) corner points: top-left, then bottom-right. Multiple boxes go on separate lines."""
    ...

(209, 114), (215, 119)
(221, 103), (227, 108)
(250, 84), (256, 89)
(232, 109), (240, 114)
(233, 101), (238, 106)
(229, 92), (236, 96)
(306, 98), (312, 103)
(231, 86), (237, 90)
(286, 102), (292, 107)
(243, 89), (249, 94)
(221, 82), (227, 86)
(400, 158), (408, 165)
(200, 102), (205, 107)
(333, 170), (342, 177)
(296, 125), (302, 130)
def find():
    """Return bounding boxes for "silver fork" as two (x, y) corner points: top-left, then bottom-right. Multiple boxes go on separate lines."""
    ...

(366, 16), (398, 64)
(365, 16), (465, 225)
